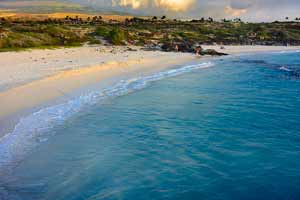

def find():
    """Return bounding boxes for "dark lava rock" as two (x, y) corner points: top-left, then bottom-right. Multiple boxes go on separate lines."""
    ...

(201, 49), (228, 56)
(161, 41), (194, 53)
(161, 42), (228, 56)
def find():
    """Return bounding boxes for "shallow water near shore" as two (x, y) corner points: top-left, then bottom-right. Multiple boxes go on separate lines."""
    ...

(1, 52), (300, 200)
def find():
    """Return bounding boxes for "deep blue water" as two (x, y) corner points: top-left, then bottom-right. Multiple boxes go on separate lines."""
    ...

(1, 52), (300, 200)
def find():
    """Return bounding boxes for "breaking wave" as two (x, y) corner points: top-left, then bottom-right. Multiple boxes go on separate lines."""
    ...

(0, 61), (214, 174)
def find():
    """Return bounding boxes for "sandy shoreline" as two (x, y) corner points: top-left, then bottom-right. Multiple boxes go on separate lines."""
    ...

(0, 46), (198, 136)
(1, 45), (299, 91)
(0, 46), (161, 91)
(0, 45), (300, 137)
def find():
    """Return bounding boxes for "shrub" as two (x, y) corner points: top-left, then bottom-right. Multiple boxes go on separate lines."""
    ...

(95, 26), (111, 37)
(88, 37), (101, 44)
(108, 28), (126, 45)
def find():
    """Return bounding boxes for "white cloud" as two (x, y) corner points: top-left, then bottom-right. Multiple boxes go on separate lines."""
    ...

(71, 0), (300, 21)
(111, 0), (195, 11)
(225, 5), (247, 17)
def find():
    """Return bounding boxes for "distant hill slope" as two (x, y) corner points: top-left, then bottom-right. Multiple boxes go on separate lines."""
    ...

(0, 0), (98, 13)
(0, 0), (133, 15)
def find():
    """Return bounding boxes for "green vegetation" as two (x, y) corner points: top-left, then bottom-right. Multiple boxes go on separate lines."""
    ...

(0, 17), (300, 52)
(94, 26), (126, 44)
(95, 26), (112, 38)
(108, 28), (126, 45)
(0, 22), (87, 50)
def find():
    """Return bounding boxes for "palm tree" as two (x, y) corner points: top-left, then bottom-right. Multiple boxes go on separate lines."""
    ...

(125, 18), (130, 25)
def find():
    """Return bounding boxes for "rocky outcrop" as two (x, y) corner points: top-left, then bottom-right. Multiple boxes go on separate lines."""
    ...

(201, 49), (228, 56)
(161, 41), (196, 53)
(161, 41), (228, 56)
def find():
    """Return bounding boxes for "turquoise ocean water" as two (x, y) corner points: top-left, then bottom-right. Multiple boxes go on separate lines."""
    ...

(1, 51), (300, 200)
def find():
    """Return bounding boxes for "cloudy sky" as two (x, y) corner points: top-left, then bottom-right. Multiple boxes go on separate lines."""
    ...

(80, 0), (300, 21)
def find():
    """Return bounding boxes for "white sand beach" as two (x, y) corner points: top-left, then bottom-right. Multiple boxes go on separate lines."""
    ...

(0, 46), (177, 91)
(1, 45), (299, 91)
(0, 45), (300, 136)
(0, 46), (197, 136)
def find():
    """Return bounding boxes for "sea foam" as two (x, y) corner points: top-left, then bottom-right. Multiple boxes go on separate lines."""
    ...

(0, 61), (214, 174)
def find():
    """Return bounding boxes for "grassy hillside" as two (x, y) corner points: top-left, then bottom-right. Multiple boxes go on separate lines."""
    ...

(0, 16), (300, 52)
(0, 0), (96, 14)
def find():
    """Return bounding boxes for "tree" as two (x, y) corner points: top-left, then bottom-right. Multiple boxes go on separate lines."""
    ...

(161, 15), (166, 20)
(285, 17), (289, 20)
(92, 16), (98, 22)
(234, 18), (242, 22)
(152, 16), (157, 20)
(124, 18), (131, 26)
(47, 18), (53, 23)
